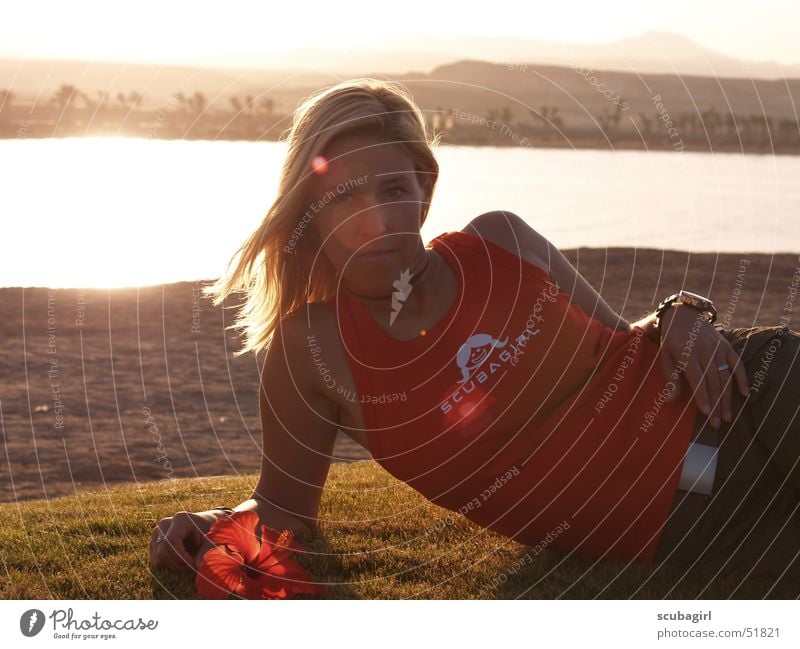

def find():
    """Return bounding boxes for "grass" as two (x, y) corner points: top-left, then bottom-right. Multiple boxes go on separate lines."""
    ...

(1, 460), (796, 599)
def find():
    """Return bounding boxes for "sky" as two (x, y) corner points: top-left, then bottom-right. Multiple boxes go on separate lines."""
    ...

(0, 0), (798, 68)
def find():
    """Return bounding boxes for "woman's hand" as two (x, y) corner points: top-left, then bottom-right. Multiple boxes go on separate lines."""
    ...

(149, 500), (314, 573)
(149, 510), (219, 571)
(657, 305), (750, 428)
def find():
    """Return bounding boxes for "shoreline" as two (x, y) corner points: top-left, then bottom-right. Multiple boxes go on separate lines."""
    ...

(2, 131), (799, 156)
(2, 246), (799, 504)
(4, 245), (800, 293)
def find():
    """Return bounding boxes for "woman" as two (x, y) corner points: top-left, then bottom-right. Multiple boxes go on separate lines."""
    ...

(149, 78), (800, 586)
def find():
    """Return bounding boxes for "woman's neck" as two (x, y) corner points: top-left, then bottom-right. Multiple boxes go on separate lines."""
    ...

(343, 247), (436, 316)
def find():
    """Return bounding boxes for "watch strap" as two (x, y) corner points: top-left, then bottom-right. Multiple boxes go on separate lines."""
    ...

(655, 291), (717, 333)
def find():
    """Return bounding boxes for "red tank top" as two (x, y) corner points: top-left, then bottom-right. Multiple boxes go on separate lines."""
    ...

(328, 230), (696, 564)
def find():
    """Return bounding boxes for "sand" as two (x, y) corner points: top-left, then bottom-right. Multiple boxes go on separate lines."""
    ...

(1, 246), (798, 503)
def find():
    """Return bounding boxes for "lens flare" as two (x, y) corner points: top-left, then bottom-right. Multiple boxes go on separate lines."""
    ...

(311, 155), (328, 174)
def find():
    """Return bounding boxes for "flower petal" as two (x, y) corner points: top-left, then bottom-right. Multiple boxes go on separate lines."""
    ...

(248, 554), (326, 599)
(243, 570), (324, 599)
(257, 525), (305, 568)
(244, 573), (290, 600)
(196, 546), (244, 599)
(206, 510), (260, 564)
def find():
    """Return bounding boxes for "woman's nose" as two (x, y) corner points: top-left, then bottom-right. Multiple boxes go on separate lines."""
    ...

(356, 201), (392, 238)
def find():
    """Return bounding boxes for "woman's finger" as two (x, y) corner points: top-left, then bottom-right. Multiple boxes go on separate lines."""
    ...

(149, 519), (171, 569)
(155, 516), (195, 570)
(707, 334), (730, 428)
(715, 349), (734, 423)
(157, 531), (193, 570)
(714, 334), (747, 421)
(702, 340), (725, 428)
(684, 359), (711, 416)
(659, 344), (681, 401)
(194, 536), (216, 571)
(728, 344), (750, 397)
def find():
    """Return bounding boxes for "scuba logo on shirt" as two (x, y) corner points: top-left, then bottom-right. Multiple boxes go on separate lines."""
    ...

(440, 330), (538, 416)
(440, 282), (555, 417)
(456, 333), (509, 383)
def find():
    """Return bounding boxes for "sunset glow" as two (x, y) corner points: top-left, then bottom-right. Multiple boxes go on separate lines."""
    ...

(1, 0), (798, 67)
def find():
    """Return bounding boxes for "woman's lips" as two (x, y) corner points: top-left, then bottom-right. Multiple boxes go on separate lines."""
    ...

(357, 249), (396, 264)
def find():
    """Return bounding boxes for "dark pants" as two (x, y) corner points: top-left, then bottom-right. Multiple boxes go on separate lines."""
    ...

(653, 324), (800, 582)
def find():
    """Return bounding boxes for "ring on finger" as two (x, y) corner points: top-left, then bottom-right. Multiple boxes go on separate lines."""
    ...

(717, 362), (730, 373)
(156, 530), (167, 544)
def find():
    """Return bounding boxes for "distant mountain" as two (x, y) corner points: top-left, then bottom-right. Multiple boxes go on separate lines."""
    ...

(1, 30), (797, 107)
(262, 31), (800, 79)
(4, 55), (798, 153)
(551, 31), (800, 79)
(409, 59), (800, 129)
(2, 30), (799, 130)
(0, 58), (346, 107)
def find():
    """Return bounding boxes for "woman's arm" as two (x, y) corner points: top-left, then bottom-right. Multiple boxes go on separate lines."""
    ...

(464, 212), (748, 430)
(150, 311), (339, 570)
(466, 211), (639, 333)
(247, 310), (339, 534)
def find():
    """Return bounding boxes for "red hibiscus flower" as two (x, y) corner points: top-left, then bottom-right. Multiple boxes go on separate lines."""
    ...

(196, 510), (325, 599)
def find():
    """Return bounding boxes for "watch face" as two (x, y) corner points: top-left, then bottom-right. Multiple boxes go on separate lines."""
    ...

(676, 290), (717, 322)
(657, 291), (716, 324)
(683, 295), (702, 308)
(679, 290), (709, 306)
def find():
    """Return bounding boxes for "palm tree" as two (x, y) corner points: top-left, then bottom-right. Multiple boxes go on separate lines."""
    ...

(777, 118), (800, 141)
(259, 96), (274, 118)
(549, 107), (563, 130)
(116, 92), (129, 111)
(0, 89), (13, 111)
(598, 106), (619, 134)
(701, 107), (721, 137)
(675, 113), (691, 137)
(188, 91), (206, 115)
(764, 115), (774, 137)
(724, 112), (737, 138)
(610, 103), (623, 129)
(94, 91), (110, 112)
(746, 114), (766, 137)
(128, 91), (145, 111)
(75, 90), (95, 111)
(529, 106), (561, 130)
(637, 113), (652, 136)
(51, 84), (80, 111)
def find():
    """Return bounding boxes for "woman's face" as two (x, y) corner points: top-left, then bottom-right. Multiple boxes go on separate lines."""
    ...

(307, 132), (430, 295)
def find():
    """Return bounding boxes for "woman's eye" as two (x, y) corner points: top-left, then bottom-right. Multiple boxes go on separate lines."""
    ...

(333, 192), (352, 204)
(386, 186), (406, 199)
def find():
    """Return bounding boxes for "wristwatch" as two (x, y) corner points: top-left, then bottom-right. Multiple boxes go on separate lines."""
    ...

(654, 290), (717, 339)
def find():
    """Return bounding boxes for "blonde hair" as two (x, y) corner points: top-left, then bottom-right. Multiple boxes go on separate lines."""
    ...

(205, 77), (442, 356)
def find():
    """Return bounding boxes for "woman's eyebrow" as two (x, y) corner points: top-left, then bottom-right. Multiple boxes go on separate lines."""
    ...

(375, 173), (412, 185)
(318, 173), (410, 195)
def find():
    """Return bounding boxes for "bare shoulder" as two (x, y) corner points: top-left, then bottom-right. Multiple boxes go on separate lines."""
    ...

(270, 303), (336, 382)
(272, 302), (350, 401)
(460, 210), (550, 270)
(277, 302), (336, 342)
